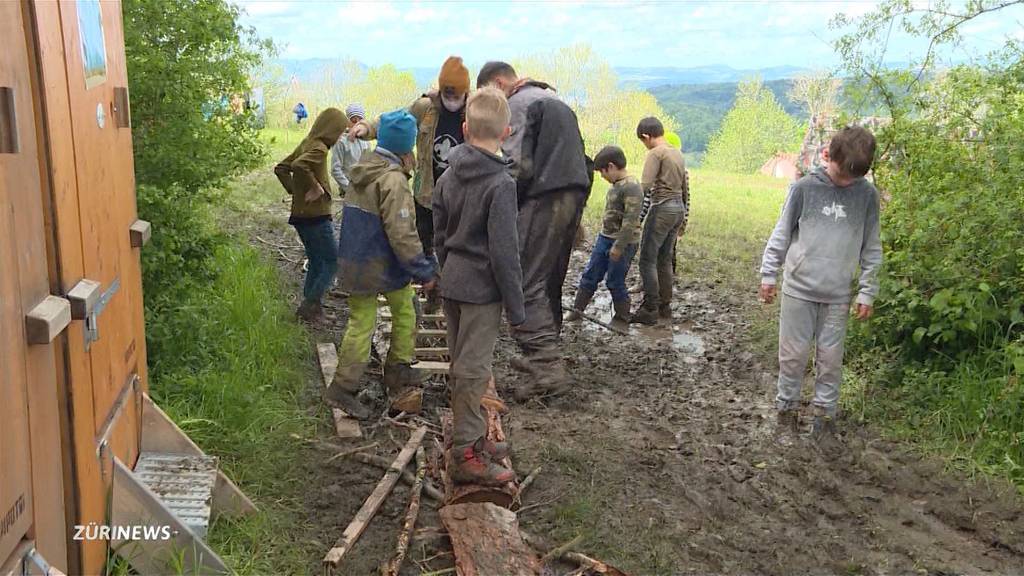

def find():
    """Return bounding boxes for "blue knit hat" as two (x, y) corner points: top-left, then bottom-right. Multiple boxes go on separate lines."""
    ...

(377, 110), (417, 155)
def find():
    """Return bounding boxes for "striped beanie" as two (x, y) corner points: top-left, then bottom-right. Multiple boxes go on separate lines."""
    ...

(345, 103), (366, 121)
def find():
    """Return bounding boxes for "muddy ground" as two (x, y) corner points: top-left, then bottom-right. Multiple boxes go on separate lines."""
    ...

(242, 198), (1024, 576)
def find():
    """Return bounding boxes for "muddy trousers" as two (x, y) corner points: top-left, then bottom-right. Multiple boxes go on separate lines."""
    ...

(638, 198), (685, 310)
(335, 284), (417, 391)
(293, 219), (338, 303)
(513, 188), (589, 358)
(776, 294), (850, 417)
(444, 300), (501, 450)
(578, 234), (637, 303)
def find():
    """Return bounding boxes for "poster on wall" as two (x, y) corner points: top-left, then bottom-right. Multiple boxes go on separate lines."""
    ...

(77, 0), (108, 89)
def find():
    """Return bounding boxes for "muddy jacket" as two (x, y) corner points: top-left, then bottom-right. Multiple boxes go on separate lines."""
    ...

(600, 175), (643, 250)
(433, 144), (525, 325)
(338, 150), (437, 295)
(356, 91), (462, 210)
(275, 108), (348, 222)
(514, 84), (592, 200)
(761, 168), (883, 305)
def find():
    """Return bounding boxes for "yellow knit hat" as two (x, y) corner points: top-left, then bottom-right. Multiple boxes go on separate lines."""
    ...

(438, 56), (470, 96)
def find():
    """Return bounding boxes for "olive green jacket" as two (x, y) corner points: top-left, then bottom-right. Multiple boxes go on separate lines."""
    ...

(275, 108), (349, 219)
(356, 92), (460, 209)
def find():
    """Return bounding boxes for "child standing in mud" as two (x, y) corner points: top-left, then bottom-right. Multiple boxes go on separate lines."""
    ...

(273, 107), (348, 322)
(759, 125), (882, 447)
(432, 87), (524, 486)
(564, 145), (643, 332)
(324, 110), (438, 420)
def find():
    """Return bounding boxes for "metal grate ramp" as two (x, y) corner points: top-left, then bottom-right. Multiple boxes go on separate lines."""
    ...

(133, 452), (218, 538)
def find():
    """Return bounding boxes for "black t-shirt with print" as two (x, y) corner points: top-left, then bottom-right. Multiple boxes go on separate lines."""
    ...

(432, 104), (464, 185)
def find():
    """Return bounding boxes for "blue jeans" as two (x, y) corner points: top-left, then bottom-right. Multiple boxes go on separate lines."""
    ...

(293, 219), (338, 303)
(578, 234), (637, 302)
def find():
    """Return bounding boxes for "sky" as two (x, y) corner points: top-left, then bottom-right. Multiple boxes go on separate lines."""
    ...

(236, 0), (1024, 70)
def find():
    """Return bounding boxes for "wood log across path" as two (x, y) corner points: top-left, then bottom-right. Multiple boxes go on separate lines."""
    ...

(440, 503), (541, 576)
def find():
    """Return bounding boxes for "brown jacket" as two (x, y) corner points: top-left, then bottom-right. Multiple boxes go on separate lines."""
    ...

(275, 108), (349, 220)
(356, 92), (458, 209)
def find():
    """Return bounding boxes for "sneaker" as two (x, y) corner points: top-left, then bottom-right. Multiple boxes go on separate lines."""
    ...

(324, 384), (372, 420)
(450, 441), (515, 486)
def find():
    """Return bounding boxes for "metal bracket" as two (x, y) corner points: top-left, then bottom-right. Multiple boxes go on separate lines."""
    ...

(84, 277), (120, 350)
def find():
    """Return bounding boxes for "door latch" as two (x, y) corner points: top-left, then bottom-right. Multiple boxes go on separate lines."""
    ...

(75, 277), (120, 350)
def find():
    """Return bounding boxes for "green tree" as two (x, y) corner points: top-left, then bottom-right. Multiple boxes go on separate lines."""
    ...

(703, 77), (803, 173)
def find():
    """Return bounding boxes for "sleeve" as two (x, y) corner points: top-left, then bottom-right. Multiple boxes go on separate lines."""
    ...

(760, 183), (803, 285)
(640, 151), (659, 194)
(856, 189), (883, 305)
(612, 182), (644, 250)
(488, 181), (526, 326)
(502, 97), (528, 179)
(274, 162), (294, 195)
(431, 177), (449, 269)
(379, 174), (436, 283)
(330, 140), (349, 190)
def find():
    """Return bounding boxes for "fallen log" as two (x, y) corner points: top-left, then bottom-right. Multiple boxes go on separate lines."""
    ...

(382, 446), (426, 576)
(348, 452), (444, 503)
(441, 408), (517, 508)
(440, 503), (540, 576)
(323, 427), (427, 573)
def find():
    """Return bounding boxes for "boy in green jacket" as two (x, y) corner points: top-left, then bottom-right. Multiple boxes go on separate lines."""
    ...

(274, 107), (348, 321)
(325, 110), (438, 419)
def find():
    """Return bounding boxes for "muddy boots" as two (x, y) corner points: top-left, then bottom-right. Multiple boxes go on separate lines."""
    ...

(324, 363), (372, 420)
(775, 409), (800, 446)
(450, 438), (515, 486)
(511, 354), (572, 403)
(382, 362), (421, 396)
(630, 299), (659, 326)
(296, 299), (323, 322)
(811, 407), (840, 452)
(564, 289), (595, 322)
(659, 303), (673, 321)
(610, 299), (631, 333)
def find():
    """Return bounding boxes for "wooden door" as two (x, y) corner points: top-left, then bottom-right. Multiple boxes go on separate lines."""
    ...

(31, 1), (148, 572)
(0, 1), (70, 571)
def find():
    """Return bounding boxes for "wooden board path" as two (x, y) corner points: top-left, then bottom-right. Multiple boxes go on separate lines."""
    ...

(316, 343), (363, 439)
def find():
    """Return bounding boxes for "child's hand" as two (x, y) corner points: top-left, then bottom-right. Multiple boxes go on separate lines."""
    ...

(348, 123), (368, 141)
(609, 246), (623, 262)
(304, 183), (325, 203)
(855, 303), (873, 320)
(758, 283), (777, 304)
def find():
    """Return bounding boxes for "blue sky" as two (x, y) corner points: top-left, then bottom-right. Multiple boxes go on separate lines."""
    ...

(236, 0), (1024, 70)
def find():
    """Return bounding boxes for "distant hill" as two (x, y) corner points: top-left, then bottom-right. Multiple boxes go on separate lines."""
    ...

(650, 79), (807, 154)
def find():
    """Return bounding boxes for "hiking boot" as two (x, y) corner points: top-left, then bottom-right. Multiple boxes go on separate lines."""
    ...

(513, 360), (572, 402)
(450, 440), (516, 486)
(811, 409), (840, 452)
(775, 409), (800, 445)
(324, 383), (372, 420)
(610, 299), (632, 333)
(295, 299), (322, 322)
(659, 303), (673, 320)
(382, 363), (422, 396)
(564, 289), (595, 322)
(630, 305), (659, 326)
(477, 437), (510, 461)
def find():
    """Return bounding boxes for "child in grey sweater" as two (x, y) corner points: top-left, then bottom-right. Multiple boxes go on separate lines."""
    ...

(759, 125), (883, 447)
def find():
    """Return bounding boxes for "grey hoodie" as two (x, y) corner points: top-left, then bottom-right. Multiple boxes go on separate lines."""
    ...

(432, 144), (526, 325)
(761, 168), (883, 305)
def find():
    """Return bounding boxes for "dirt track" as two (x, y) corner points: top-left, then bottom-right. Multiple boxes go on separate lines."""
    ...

(248, 209), (1024, 575)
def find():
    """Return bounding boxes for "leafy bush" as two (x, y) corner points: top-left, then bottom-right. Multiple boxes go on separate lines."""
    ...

(703, 77), (804, 173)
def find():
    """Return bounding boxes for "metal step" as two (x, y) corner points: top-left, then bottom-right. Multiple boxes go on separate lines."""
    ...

(133, 453), (218, 538)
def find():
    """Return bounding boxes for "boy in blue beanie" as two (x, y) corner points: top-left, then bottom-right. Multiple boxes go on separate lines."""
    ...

(326, 110), (438, 419)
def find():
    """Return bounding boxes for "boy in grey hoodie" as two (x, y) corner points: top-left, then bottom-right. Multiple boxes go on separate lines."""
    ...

(759, 126), (882, 447)
(433, 87), (525, 486)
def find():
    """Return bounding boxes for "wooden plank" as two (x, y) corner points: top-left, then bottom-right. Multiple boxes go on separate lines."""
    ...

(383, 311), (444, 322)
(415, 347), (449, 359)
(439, 503), (540, 576)
(413, 360), (450, 376)
(111, 458), (228, 575)
(24, 295), (71, 345)
(140, 394), (257, 517)
(316, 343), (363, 439)
(323, 427), (427, 572)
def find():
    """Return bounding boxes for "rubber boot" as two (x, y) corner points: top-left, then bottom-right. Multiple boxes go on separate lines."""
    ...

(450, 439), (516, 486)
(382, 363), (422, 396)
(630, 300), (659, 325)
(564, 288), (595, 322)
(811, 407), (840, 453)
(775, 409), (800, 446)
(610, 299), (632, 333)
(325, 363), (372, 420)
